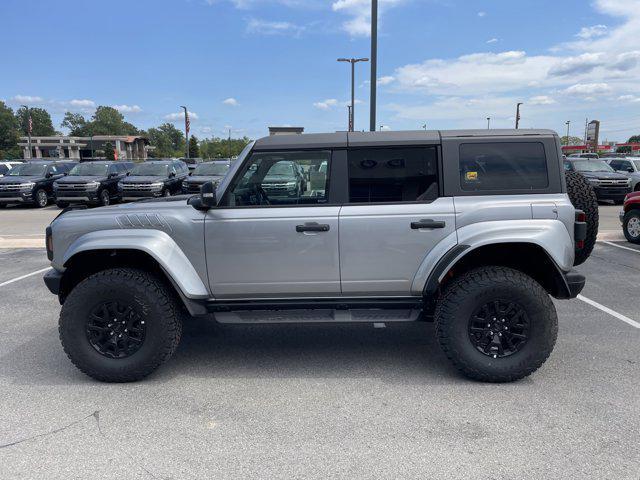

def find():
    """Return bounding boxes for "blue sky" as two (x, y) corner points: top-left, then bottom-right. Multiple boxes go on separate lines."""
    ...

(3, 0), (640, 142)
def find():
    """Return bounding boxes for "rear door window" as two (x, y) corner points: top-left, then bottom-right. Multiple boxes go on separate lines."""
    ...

(347, 147), (439, 203)
(459, 142), (548, 191)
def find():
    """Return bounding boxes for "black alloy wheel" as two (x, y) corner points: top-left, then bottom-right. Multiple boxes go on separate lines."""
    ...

(468, 300), (530, 358)
(100, 190), (110, 206)
(86, 300), (146, 359)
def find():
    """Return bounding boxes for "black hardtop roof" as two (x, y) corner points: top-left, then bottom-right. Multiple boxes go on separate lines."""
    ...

(253, 129), (557, 150)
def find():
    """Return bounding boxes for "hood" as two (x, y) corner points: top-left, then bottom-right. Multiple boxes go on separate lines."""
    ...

(185, 175), (225, 184)
(0, 175), (45, 184)
(262, 174), (297, 183)
(578, 171), (628, 180)
(121, 175), (167, 184)
(57, 175), (107, 184)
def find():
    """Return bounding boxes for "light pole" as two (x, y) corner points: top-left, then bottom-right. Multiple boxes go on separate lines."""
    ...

(338, 57), (369, 131)
(565, 121), (571, 146)
(515, 102), (523, 129)
(370, 0), (378, 132)
(21, 105), (32, 159)
(228, 127), (231, 159)
(487, 117), (491, 129)
(347, 105), (353, 132)
(180, 105), (189, 159)
(422, 123), (427, 130)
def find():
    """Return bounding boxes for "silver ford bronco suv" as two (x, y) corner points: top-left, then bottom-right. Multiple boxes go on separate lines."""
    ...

(44, 130), (593, 383)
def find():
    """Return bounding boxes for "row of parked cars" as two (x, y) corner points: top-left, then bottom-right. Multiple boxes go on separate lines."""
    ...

(0, 159), (231, 209)
(563, 153), (640, 204)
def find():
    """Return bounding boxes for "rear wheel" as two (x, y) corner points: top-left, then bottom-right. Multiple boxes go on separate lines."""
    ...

(59, 268), (182, 382)
(435, 266), (557, 382)
(565, 171), (598, 266)
(623, 210), (640, 244)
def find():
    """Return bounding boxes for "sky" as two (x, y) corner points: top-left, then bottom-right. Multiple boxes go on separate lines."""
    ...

(2, 0), (640, 142)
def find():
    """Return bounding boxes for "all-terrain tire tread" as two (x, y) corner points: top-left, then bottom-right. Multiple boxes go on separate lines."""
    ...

(565, 171), (599, 266)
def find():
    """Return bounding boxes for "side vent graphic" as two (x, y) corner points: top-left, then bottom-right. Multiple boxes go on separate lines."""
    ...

(116, 214), (172, 232)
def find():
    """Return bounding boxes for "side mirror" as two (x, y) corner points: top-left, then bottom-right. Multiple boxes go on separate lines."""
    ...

(169, 171), (176, 178)
(200, 181), (217, 209)
(46, 172), (52, 178)
(109, 173), (118, 178)
(126, 171), (131, 176)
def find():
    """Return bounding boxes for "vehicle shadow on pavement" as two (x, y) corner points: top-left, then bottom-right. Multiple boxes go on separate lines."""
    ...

(165, 318), (464, 384)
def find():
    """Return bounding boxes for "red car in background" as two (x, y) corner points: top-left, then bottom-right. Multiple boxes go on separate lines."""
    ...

(621, 191), (640, 243)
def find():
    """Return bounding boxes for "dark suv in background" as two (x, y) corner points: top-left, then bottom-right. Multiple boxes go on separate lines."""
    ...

(563, 158), (631, 204)
(182, 159), (231, 194)
(118, 160), (189, 201)
(54, 161), (134, 208)
(260, 159), (306, 201)
(0, 161), (76, 208)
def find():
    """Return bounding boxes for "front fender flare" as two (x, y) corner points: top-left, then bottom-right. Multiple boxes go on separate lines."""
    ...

(62, 229), (210, 299)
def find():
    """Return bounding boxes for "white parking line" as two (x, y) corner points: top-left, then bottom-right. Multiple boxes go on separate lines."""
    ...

(0, 267), (51, 288)
(577, 294), (640, 329)
(600, 240), (640, 254)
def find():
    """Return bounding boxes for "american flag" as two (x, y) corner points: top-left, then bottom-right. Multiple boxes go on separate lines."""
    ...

(28, 115), (33, 134)
(185, 111), (190, 135)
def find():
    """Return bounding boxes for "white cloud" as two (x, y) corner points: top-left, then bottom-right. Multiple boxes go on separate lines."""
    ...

(529, 95), (556, 105)
(246, 18), (305, 36)
(69, 99), (95, 108)
(576, 24), (608, 39)
(112, 104), (142, 113)
(11, 95), (43, 104)
(486, 38), (498, 44)
(377, 75), (395, 86)
(222, 97), (239, 106)
(477, 11), (486, 17)
(332, 0), (405, 37)
(617, 94), (640, 102)
(165, 110), (199, 120)
(549, 53), (606, 76)
(313, 98), (339, 110)
(564, 82), (612, 96)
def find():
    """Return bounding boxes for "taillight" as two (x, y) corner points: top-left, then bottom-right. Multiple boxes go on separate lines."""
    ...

(45, 226), (53, 260)
(576, 211), (586, 223)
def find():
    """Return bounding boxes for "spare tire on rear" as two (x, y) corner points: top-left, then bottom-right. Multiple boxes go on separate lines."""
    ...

(565, 171), (598, 266)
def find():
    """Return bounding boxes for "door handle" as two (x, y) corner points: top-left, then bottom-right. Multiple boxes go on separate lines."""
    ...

(296, 222), (330, 233)
(411, 219), (446, 229)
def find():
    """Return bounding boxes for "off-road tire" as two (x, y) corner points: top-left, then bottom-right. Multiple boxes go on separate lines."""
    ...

(565, 171), (598, 265)
(162, 189), (171, 197)
(623, 210), (640, 244)
(59, 268), (182, 382)
(435, 266), (558, 383)
(56, 201), (69, 209)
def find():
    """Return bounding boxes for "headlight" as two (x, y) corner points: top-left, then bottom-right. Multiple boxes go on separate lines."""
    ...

(53, 181), (60, 189)
(117, 181), (124, 189)
(285, 181), (297, 187)
(149, 182), (164, 190)
(19, 182), (35, 190)
(587, 178), (600, 186)
(626, 178), (632, 186)
(85, 181), (100, 191)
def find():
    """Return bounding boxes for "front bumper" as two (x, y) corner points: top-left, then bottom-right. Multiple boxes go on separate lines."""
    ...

(593, 186), (631, 201)
(121, 191), (163, 201)
(0, 192), (33, 204)
(43, 269), (63, 295)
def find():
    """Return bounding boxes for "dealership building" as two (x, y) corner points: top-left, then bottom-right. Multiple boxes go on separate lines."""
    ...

(18, 135), (150, 161)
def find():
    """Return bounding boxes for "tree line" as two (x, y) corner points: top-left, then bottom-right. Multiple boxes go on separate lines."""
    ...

(0, 101), (251, 160)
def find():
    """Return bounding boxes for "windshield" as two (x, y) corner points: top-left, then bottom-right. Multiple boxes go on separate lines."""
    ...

(130, 163), (169, 176)
(193, 163), (229, 176)
(69, 163), (109, 176)
(572, 160), (614, 173)
(7, 163), (48, 176)
(268, 162), (295, 176)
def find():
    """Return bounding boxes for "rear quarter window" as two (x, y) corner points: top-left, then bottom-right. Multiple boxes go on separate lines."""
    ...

(459, 142), (548, 191)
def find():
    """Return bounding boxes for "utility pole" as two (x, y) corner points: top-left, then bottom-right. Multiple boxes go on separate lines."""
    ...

(487, 117), (491, 129)
(515, 103), (523, 129)
(337, 57), (369, 131)
(228, 127), (231, 159)
(21, 105), (32, 159)
(370, 0), (378, 132)
(565, 120), (571, 145)
(180, 105), (189, 159)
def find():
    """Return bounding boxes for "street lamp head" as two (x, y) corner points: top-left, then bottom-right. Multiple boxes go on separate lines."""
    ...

(356, 58), (369, 63)
(337, 58), (350, 62)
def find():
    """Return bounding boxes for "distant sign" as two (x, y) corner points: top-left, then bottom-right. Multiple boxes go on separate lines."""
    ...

(586, 120), (600, 151)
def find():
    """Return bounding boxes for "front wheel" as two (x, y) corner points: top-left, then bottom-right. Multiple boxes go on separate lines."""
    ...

(59, 268), (182, 382)
(623, 210), (640, 244)
(99, 189), (110, 206)
(162, 189), (171, 197)
(435, 266), (558, 382)
(34, 189), (48, 208)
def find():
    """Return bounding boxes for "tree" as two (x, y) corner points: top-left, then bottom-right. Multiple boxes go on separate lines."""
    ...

(188, 136), (200, 158)
(15, 106), (55, 136)
(61, 112), (89, 136)
(90, 106), (139, 136)
(628, 135), (640, 143)
(146, 123), (185, 158)
(104, 142), (115, 160)
(617, 146), (632, 153)
(199, 136), (251, 159)
(560, 135), (583, 146)
(0, 101), (21, 159)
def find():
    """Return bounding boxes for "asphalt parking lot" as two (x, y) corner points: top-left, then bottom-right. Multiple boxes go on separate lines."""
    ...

(0, 205), (638, 479)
